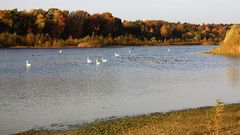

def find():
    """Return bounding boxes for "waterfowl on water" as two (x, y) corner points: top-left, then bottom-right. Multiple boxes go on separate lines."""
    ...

(96, 59), (100, 65)
(26, 60), (31, 67)
(87, 57), (92, 63)
(114, 52), (119, 57)
(101, 57), (107, 62)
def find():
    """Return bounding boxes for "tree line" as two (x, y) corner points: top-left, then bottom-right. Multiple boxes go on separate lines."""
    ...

(0, 8), (232, 47)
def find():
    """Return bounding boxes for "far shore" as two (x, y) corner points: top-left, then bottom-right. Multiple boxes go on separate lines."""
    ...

(14, 103), (240, 135)
(4, 42), (217, 49)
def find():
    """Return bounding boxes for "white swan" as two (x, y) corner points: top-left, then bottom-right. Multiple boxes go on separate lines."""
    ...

(26, 60), (31, 67)
(96, 59), (100, 66)
(128, 50), (131, 54)
(59, 50), (62, 53)
(87, 57), (92, 63)
(101, 57), (107, 63)
(114, 52), (119, 57)
(168, 48), (170, 52)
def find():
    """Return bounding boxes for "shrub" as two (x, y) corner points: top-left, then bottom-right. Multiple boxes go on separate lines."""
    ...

(207, 99), (224, 135)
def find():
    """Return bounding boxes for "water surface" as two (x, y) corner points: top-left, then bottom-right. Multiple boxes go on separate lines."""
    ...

(0, 46), (240, 134)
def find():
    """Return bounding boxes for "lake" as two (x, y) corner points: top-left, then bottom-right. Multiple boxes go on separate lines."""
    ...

(0, 45), (240, 134)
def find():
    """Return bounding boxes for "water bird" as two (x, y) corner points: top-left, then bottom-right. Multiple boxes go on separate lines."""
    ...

(59, 50), (62, 53)
(114, 52), (119, 57)
(168, 48), (170, 52)
(96, 59), (101, 66)
(26, 60), (31, 67)
(87, 57), (92, 63)
(128, 50), (131, 54)
(101, 57), (107, 63)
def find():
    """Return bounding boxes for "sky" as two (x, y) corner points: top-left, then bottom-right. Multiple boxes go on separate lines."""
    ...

(1, 0), (240, 24)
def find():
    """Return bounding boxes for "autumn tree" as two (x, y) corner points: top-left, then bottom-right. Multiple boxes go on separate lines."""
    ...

(32, 9), (47, 33)
(46, 8), (67, 38)
(0, 8), (232, 47)
(0, 9), (18, 33)
(64, 10), (90, 38)
(101, 12), (123, 37)
(84, 13), (106, 37)
(160, 24), (172, 39)
(123, 21), (142, 36)
(15, 10), (35, 35)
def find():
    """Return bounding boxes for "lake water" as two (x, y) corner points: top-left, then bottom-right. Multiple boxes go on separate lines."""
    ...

(0, 46), (240, 134)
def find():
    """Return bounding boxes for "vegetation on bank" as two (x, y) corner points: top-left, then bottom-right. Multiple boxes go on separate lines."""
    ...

(14, 102), (240, 135)
(210, 24), (240, 55)
(0, 9), (231, 47)
(0, 33), (210, 48)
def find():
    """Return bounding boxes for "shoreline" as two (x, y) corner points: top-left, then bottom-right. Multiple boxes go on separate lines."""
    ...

(14, 103), (240, 135)
(4, 43), (216, 49)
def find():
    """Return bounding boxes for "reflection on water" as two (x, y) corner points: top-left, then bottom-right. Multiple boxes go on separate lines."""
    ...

(226, 67), (240, 85)
(0, 46), (240, 134)
(225, 57), (240, 86)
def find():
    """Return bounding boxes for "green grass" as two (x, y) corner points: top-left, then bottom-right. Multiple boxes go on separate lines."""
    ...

(14, 103), (240, 135)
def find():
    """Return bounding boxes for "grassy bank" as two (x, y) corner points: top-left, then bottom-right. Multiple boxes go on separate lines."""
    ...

(210, 24), (240, 56)
(14, 103), (240, 135)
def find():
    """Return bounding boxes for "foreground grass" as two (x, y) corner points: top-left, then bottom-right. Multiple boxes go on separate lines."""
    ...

(14, 103), (240, 135)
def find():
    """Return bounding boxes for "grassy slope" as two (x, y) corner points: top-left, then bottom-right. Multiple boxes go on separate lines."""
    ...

(210, 24), (240, 56)
(14, 103), (240, 135)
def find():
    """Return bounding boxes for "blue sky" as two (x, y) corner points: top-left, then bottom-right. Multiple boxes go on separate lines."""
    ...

(1, 0), (240, 24)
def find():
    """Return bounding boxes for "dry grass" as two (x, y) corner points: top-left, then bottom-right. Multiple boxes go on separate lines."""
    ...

(122, 102), (239, 135)
(14, 103), (240, 135)
(211, 24), (240, 56)
(207, 99), (224, 135)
